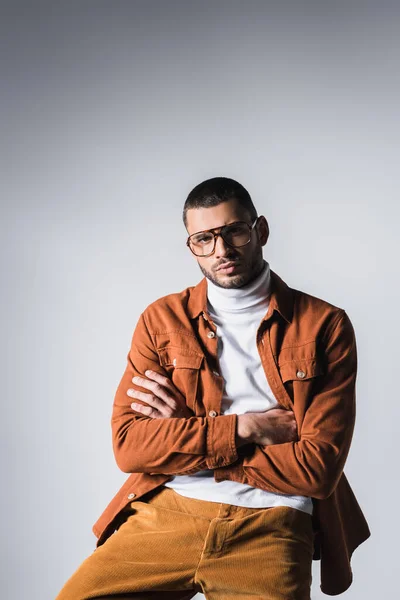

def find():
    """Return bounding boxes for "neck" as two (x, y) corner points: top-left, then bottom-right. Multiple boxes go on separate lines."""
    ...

(207, 260), (271, 314)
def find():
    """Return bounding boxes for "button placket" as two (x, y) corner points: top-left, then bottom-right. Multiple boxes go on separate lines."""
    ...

(201, 312), (222, 419)
(259, 327), (293, 410)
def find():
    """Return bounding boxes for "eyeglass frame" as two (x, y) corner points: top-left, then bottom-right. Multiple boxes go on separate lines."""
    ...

(186, 217), (259, 257)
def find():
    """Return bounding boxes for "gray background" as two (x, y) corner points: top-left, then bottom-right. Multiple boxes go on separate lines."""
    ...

(1, 1), (399, 598)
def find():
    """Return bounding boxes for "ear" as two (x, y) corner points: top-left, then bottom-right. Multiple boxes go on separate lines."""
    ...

(257, 216), (269, 246)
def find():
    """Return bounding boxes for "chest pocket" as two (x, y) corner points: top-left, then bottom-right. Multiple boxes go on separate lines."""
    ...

(276, 339), (323, 384)
(276, 338), (324, 409)
(278, 358), (323, 384)
(276, 358), (323, 417)
(157, 346), (204, 413)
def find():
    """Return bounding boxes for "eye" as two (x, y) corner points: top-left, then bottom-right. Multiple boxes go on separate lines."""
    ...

(226, 225), (244, 234)
(192, 233), (213, 245)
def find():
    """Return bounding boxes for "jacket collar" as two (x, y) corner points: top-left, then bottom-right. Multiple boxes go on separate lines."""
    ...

(187, 268), (294, 324)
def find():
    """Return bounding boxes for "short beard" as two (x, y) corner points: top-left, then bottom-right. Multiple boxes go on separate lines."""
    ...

(199, 249), (265, 289)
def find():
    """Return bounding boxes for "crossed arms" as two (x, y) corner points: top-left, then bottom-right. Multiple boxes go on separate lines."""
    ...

(112, 309), (357, 500)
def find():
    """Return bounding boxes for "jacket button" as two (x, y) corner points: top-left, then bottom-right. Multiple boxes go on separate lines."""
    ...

(207, 331), (216, 339)
(172, 358), (177, 366)
(296, 370), (306, 379)
(127, 493), (136, 499)
(209, 410), (218, 417)
(212, 370), (220, 376)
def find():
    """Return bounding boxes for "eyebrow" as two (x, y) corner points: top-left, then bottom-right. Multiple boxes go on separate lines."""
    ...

(189, 220), (244, 237)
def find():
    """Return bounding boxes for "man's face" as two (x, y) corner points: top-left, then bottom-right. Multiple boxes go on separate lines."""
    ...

(185, 198), (269, 289)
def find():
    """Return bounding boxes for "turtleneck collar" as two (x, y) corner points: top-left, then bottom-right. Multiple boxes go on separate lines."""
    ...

(207, 260), (271, 314)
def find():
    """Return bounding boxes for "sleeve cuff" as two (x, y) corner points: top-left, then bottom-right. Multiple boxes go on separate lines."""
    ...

(205, 413), (238, 468)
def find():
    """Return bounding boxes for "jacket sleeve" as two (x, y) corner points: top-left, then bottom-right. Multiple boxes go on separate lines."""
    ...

(242, 310), (357, 500)
(111, 311), (238, 474)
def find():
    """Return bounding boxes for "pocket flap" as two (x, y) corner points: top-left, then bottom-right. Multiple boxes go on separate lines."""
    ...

(158, 347), (204, 369)
(278, 359), (323, 383)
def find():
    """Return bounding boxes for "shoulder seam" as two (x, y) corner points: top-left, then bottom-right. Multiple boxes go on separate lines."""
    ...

(141, 310), (157, 346)
(320, 308), (346, 346)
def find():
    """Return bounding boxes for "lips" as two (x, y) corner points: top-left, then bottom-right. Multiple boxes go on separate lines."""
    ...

(216, 261), (239, 272)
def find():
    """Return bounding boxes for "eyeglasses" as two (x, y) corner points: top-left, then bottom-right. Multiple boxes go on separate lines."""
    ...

(186, 218), (259, 257)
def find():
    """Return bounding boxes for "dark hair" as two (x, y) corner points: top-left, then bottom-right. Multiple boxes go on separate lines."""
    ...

(183, 177), (257, 227)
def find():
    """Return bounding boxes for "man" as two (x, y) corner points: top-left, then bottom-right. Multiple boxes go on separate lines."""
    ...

(57, 177), (370, 599)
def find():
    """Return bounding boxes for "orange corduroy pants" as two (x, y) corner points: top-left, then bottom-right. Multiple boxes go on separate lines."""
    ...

(56, 486), (314, 600)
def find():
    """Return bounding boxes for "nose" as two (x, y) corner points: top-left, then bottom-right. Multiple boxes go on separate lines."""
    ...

(214, 233), (233, 258)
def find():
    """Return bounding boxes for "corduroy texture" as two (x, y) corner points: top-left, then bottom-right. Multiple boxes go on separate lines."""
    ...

(56, 486), (313, 599)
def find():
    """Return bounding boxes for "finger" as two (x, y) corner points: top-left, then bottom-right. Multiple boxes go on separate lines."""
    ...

(127, 389), (168, 414)
(130, 401), (160, 418)
(145, 370), (185, 401)
(131, 375), (177, 408)
(144, 370), (171, 386)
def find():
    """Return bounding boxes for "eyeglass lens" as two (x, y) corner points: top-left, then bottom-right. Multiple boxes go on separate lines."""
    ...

(189, 222), (252, 256)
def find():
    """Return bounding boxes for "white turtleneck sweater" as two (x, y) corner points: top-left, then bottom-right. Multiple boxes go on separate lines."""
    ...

(164, 261), (313, 515)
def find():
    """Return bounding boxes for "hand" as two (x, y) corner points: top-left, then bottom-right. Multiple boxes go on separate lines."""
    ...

(127, 370), (194, 419)
(236, 407), (298, 447)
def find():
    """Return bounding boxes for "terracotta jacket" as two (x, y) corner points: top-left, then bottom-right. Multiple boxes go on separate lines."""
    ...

(92, 269), (371, 596)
